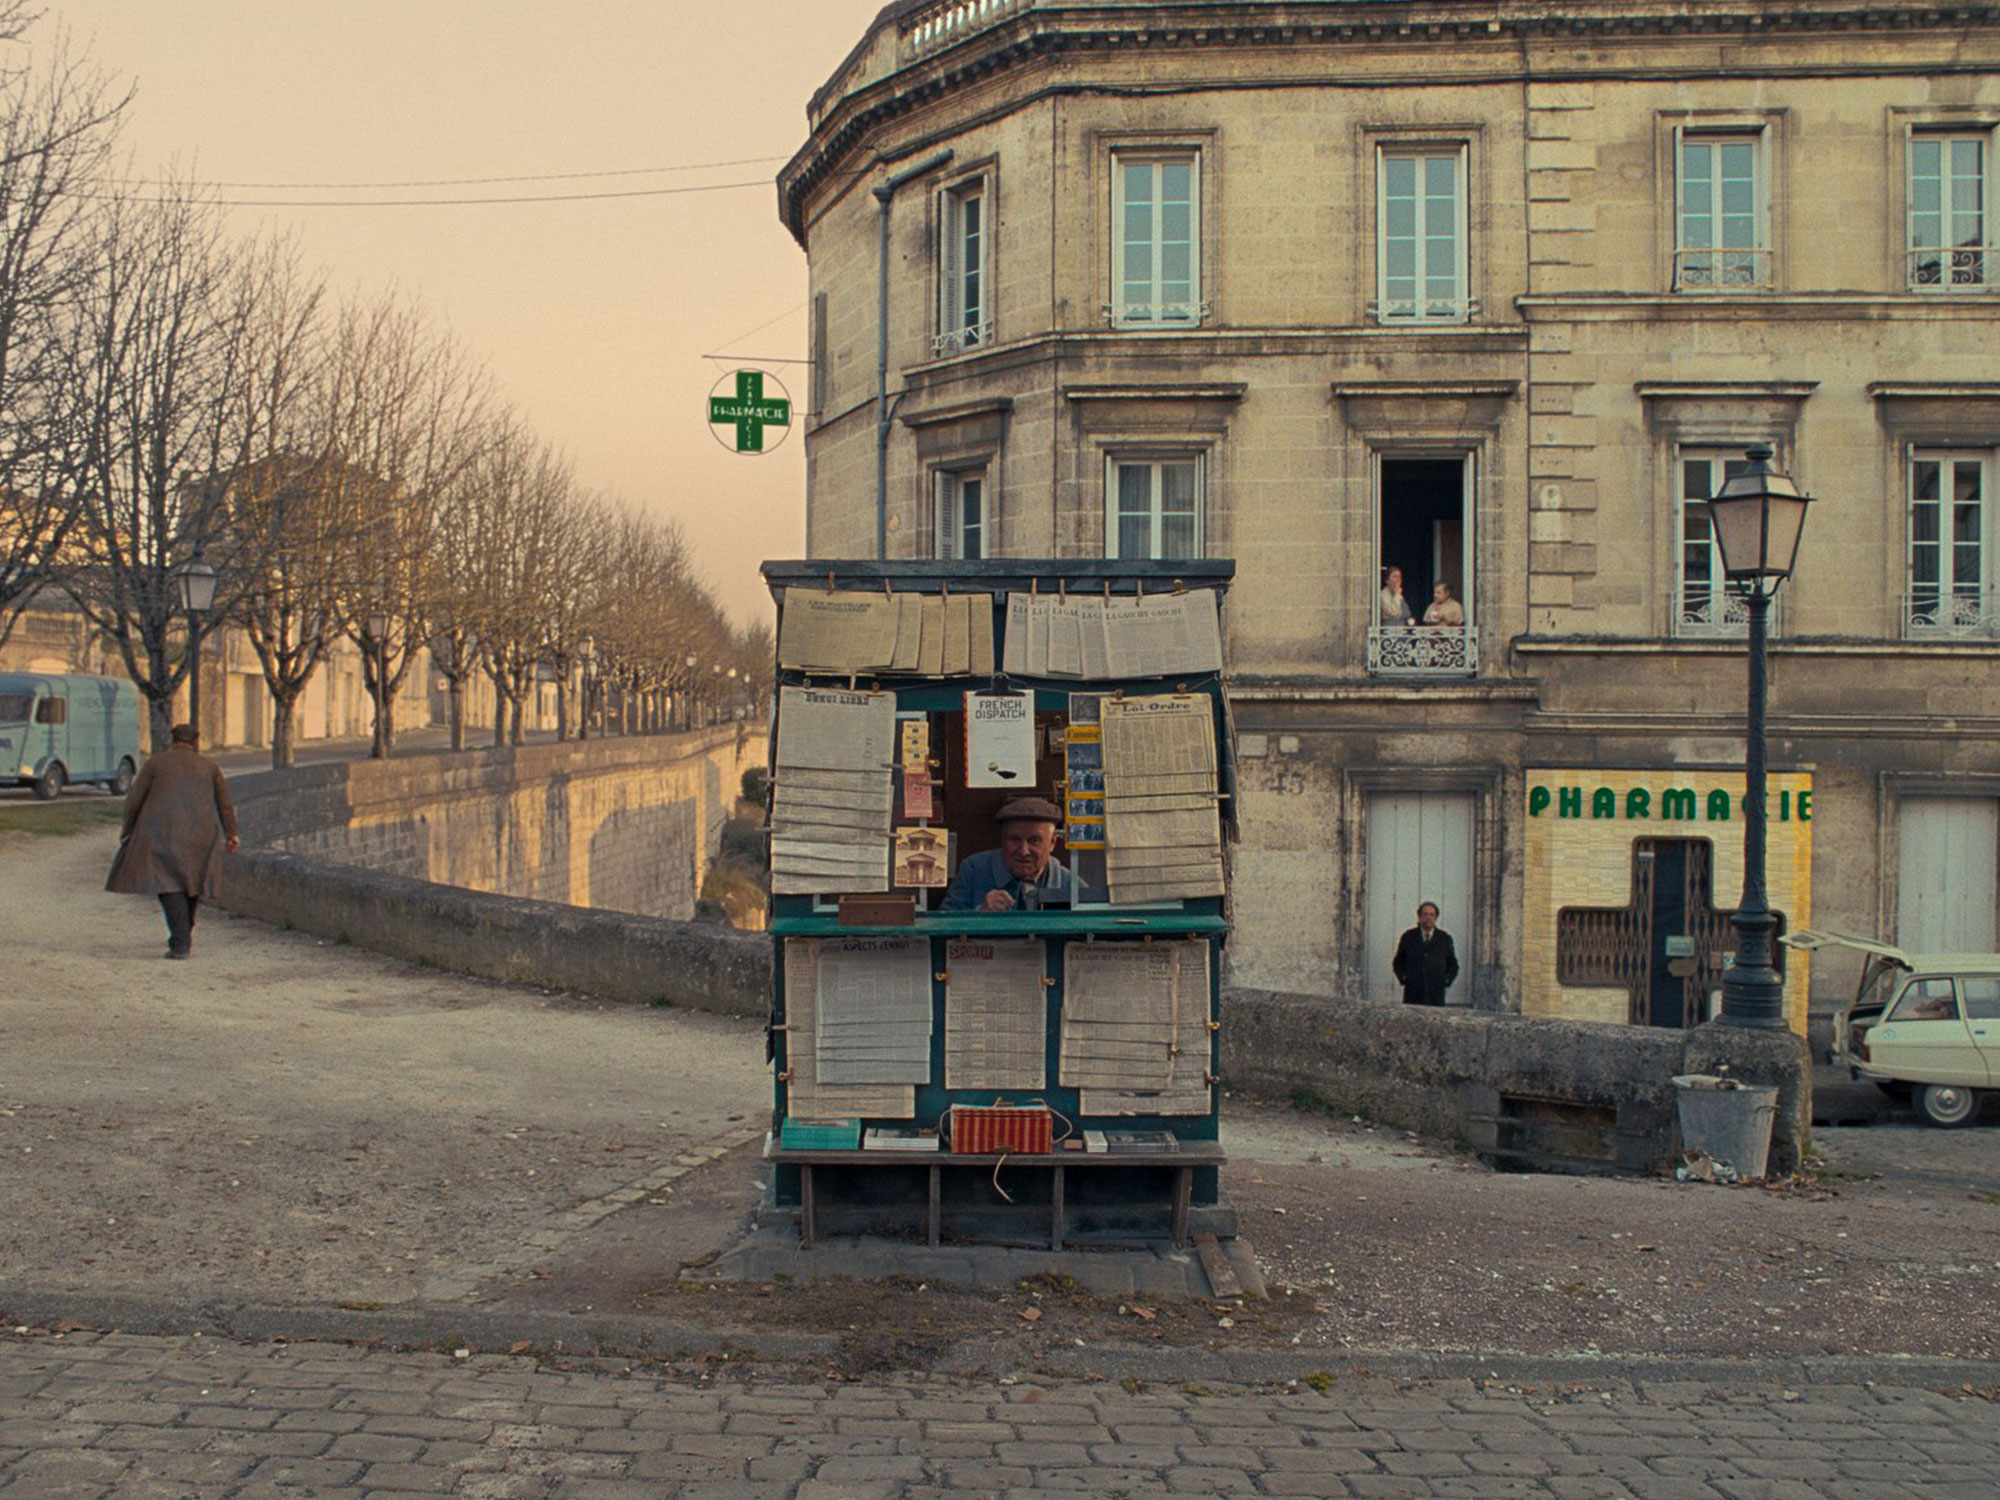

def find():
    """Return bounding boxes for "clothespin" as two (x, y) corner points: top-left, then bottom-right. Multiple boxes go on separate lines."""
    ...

(1136, 579), (1145, 598)
(826, 569), (836, 592)
(1058, 578), (1068, 599)
(1207, 1020), (1222, 1033)
(776, 1069), (795, 1082)
(934, 970), (949, 982)
(1172, 578), (1186, 594)
(1030, 577), (1038, 597)
(1040, 975), (1056, 988)
(883, 577), (894, 596)
(1203, 1070), (1220, 1085)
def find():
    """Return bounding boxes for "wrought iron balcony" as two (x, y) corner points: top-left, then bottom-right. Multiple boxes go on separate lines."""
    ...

(1676, 589), (1751, 638)
(1102, 299), (1210, 328)
(930, 319), (993, 357)
(1368, 625), (1478, 677)
(1908, 244), (1992, 291)
(1906, 588), (2000, 639)
(1672, 248), (1773, 291)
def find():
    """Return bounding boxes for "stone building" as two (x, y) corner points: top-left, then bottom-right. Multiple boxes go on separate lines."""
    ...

(778, 0), (2000, 1031)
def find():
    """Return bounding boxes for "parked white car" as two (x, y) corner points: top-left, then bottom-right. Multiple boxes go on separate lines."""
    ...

(1783, 929), (2000, 1128)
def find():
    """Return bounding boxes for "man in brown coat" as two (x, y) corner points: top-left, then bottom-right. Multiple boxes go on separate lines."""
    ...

(105, 724), (240, 959)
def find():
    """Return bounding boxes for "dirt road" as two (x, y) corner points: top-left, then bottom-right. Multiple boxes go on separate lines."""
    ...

(5, 823), (1998, 1375)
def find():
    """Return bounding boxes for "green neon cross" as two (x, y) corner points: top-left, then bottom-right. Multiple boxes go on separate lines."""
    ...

(708, 370), (792, 452)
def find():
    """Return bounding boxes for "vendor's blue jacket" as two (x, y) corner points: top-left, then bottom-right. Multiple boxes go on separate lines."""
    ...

(940, 849), (1073, 911)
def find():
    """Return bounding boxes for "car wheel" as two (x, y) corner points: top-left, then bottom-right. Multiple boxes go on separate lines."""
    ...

(33, 762), (64, 800)
(1915, 1083), (1981, 1129)
(111, 757), (136, 797)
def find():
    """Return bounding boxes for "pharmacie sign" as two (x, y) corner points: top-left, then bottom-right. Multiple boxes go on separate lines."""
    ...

(1527, 774), (1812, 825)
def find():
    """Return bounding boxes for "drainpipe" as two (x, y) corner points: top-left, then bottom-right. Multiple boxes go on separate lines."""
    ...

(875, 149), (954, 559)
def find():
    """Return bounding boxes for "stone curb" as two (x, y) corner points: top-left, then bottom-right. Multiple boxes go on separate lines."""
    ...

(4, 1288), (1996, 1391)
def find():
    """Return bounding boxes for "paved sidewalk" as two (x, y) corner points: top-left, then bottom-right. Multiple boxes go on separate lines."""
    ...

(5, 1327), (1996, 1500)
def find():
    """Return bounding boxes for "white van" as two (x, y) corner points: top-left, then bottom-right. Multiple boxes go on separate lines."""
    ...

(0, 672), (144, 799)
(1784, 928), (1999, 1128)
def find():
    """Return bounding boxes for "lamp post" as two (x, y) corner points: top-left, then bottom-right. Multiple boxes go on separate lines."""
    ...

(682, 652), (698, 731)
(366, 608), (391, 759)
(1707, 444), (1813, 1030)
(712, 662), (724, 727)
(174, 549), (217, 742)
(578, 635), (595, 741)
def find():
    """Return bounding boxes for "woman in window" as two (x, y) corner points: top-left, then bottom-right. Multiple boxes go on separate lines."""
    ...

(1379, 566), (1415, 628)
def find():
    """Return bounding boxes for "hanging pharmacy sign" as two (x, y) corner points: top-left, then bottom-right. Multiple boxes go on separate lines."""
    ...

(707, 368), (792, 454)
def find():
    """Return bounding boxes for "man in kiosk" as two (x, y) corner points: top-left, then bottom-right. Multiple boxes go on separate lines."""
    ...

(940, 797), (1073, 912)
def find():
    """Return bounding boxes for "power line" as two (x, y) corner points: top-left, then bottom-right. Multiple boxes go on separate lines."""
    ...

(185, 154), (791, 191)
(108, 178), (775, 208)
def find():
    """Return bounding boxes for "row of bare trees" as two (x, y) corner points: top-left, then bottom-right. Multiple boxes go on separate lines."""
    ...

(0, 15), (764, 764)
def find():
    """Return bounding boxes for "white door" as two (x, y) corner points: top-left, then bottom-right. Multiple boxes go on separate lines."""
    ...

(1365, 792), (1475, 1004)
(1899, 796), (2000, 953)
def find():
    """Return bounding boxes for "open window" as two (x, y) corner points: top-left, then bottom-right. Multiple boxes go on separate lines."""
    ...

(1372, 454), (1474, 675)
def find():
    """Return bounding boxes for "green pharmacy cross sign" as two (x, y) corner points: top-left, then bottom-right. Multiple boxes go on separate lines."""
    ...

(708, 369), (793, 454)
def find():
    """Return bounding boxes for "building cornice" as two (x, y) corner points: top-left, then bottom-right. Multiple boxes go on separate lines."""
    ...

(782, 0), (2000, 240)
(1518, 294), (2000, 322)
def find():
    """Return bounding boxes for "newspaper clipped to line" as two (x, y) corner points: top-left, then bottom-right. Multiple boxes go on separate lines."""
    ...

(1098, 693), (1224, 902)
(769, 686), (896, 894)
(1059, 940), (1179, 1090)
(781, 940), (914, 1119)
(944, 938), (1048, 1090)
(1001, 588), (1222, 679)
(1079, 940), (1215, 1116)
(780, 587), (994, 676)
(815, 936), (933, 1085)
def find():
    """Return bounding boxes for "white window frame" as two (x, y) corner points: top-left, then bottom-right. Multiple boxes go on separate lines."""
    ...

(934, 466), (989, 561)
(1907, 448), (1995, 637)
(1674, 129), (1769, 291)
(1109, 151), (1204, 329)
(1676, 447), (1782, 638)
(1375, 145), (1470, 324)
(1908, 130), (1993, 292)
(1104, 454), (1204, 560)
(935, 176), (991, 356)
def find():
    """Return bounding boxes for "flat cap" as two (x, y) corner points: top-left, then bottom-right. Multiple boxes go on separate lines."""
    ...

(994, 796), (1063, 825)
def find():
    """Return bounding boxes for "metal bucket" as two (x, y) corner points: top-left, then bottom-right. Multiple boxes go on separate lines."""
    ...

(1672, 1074), (1779, 1182)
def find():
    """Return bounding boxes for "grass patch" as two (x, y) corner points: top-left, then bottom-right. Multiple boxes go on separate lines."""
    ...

(0, 798), (123, 837)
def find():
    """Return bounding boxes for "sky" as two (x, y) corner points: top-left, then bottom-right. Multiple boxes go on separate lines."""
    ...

(41, 0), (890, 627)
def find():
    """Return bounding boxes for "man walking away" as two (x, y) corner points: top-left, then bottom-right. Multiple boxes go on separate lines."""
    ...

(1392, 900), (1459, 1006)
(105, 724), (240, 959)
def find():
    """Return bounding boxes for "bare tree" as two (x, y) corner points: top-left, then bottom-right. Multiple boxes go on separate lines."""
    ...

(66, 182), (251, 750)
(331, 297), (489, 756)
(0, 31), (127, 643)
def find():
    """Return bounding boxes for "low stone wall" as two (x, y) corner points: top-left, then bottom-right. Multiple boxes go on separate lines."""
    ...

(216, 730), (1806, 1177)
(223, 849), (769, 1017)
(1225, 988), (1809, 1177)
(227, 729), (763, 921)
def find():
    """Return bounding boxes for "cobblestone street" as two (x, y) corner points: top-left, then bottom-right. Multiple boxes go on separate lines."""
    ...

(6, 1328), (1998, 1500)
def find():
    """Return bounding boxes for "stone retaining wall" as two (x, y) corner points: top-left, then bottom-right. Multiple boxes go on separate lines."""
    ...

(227, 730), (763, 921)
(217, 732), (1806, 1176)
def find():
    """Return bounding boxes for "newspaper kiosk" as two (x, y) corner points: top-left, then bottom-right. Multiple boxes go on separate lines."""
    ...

(759, 560), (1235, 1248)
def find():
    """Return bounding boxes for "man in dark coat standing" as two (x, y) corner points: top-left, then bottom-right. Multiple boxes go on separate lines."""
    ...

(106, 724), (239, 959)
(1392, 901), (1459, 1007)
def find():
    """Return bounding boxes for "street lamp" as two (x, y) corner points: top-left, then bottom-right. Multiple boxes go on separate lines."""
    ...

(578, 634), (595, 741)
(1708, 444), (1813, 1030)
(366, 608), (391, 759)
(712, 662), (724, 727)
(174, 549), (217, 741)
(682, 652), (698, 731)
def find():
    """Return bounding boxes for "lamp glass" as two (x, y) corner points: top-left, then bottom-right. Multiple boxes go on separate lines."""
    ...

(1709, 451), (1811, 581)
(367, 610), (390, 640)
(176, 556), (217, 614)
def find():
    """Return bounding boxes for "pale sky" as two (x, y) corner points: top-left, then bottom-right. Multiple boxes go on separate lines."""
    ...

(43, 0), (889, 626)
